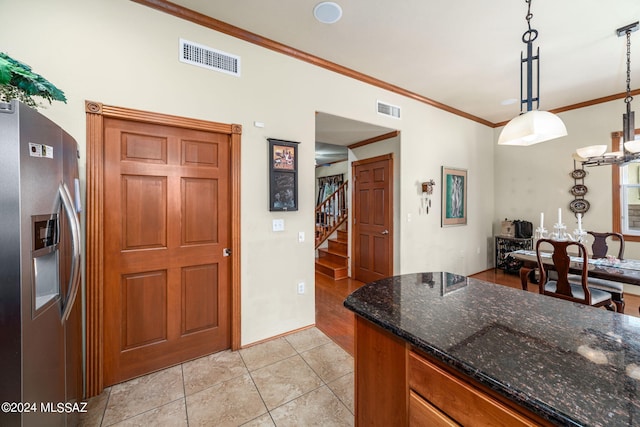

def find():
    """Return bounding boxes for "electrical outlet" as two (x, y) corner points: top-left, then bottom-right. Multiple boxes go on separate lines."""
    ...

(297, 282), (305, 294)
(298, 231), (305, 243)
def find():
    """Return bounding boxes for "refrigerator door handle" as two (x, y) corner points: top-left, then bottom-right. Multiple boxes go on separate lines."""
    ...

(59, 182), (81, 323)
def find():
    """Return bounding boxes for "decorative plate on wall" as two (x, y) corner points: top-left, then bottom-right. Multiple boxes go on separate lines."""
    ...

(570, 169), (587, 179)
(569, 199), (590, 214)
(570, 184), (588, 197)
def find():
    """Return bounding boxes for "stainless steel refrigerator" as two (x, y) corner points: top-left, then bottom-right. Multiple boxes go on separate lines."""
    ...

(0, 100), (83, 426)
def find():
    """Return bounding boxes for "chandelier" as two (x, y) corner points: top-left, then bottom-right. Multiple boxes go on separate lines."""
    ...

(498, 0), (567, 146)
(576, 22), (639, 166)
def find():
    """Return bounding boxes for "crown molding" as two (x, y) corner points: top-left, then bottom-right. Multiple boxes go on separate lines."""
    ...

(132, 0), (638, 129)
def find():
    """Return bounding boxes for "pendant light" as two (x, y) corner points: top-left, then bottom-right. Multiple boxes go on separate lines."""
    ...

(576, 22), (639, 166)
(498, 0), (567, 146)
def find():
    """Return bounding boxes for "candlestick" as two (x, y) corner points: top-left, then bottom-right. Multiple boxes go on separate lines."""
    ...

(573, 228), (587, 243)
(535, 226), (548, 240)
(558, 208), (562, 225)
(552, 223), (569, 241)
(577, 213), (582, 231)
(540, 212), (544, 229)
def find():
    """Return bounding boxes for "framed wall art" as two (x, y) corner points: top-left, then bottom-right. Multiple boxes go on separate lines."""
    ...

(441, 166), (467, 226)
(268, 138), (299, 211)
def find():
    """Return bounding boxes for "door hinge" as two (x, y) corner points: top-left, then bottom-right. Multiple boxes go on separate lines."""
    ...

(223, 248), (232, 257)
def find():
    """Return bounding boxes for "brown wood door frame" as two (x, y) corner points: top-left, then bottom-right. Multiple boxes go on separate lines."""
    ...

(84, 101), (241, 397)
(351, 153), (394, 282)
(611, 129), (640, 242)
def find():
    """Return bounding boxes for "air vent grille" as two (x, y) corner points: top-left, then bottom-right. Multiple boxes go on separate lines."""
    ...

(180, 39), (240, 77)
(377, 100), (401, 119)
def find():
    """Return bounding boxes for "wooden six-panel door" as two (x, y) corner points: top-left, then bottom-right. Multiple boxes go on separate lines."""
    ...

(352, 154), (393, 283)
(103, 117), (231, 385)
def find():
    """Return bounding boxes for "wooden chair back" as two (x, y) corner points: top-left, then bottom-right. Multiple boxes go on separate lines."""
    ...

(536, 239), (590, 302)
(587, 231), (624, 260)
(536, 239), (613, 311)
(536, 239), (614, 310)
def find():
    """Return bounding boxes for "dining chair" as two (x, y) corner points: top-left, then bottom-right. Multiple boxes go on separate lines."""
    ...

(575, 231), (625, 313)
(536, 239), (615, 311)
(587, 231), (624, 260)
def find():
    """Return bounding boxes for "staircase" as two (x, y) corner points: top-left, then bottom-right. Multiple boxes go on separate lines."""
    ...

(315, 228), (348, 280)
(315, 180), (349, 279)
(315, 181), (348, 247)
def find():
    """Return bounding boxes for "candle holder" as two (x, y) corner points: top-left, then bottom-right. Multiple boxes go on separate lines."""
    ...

(534, 226), (548, 240)
(546, 222), (586, 243)
(573, 228), (587, 243)
(549, 222), (572, 241)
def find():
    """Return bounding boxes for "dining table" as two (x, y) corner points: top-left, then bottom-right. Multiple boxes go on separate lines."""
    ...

(510, 249), (640, 310)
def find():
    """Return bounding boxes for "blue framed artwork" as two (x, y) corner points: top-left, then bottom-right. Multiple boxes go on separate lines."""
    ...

(441, 166), (467, 226)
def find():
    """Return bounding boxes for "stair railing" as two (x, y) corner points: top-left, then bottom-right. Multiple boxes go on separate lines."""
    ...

(315, 180), (348, 248)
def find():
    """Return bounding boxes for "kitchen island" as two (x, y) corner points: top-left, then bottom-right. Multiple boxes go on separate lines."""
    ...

(343, 272), (640, 426)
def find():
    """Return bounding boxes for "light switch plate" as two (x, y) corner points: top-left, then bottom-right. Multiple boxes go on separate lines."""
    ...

(273, 219), (284, 232)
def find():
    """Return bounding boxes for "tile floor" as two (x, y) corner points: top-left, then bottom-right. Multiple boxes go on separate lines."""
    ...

(79, 327), (354, 426)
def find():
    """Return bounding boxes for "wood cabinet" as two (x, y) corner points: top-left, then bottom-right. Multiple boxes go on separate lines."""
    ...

(409, 390), (459, 427)
(354, 316), (553, 427)
(354, 315), (407, 426)
(408, 352), (542, 426)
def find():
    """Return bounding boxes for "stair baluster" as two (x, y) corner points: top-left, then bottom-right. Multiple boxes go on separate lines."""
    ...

(315, 181), (348, 248)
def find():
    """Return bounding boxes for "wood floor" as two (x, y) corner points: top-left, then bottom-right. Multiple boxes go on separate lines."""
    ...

(315, 272), (366, 355)
(315, 269), (640, 356)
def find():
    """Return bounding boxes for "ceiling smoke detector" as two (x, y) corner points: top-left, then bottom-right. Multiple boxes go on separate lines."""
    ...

(314, 2), (342, 24)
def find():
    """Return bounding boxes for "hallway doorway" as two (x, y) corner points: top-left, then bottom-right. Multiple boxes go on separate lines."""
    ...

(314, 112), (399, 303)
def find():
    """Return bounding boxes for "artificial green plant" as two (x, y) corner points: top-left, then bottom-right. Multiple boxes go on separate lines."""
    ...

(0, 52), (66, 108)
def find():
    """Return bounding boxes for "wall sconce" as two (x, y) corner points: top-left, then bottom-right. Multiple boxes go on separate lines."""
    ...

(421, 180), (435, 214)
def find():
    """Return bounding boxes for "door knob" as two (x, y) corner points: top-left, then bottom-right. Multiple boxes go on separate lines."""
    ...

(381, 230), (389, 235)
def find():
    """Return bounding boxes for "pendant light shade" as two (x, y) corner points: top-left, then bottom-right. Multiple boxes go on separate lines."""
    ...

(498, 0), (567, 147)
(498, 110), (568, 146)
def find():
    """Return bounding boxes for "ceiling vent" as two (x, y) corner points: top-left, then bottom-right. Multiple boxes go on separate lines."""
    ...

(377, 100), (401, 119)
(179, 38), (240, 77)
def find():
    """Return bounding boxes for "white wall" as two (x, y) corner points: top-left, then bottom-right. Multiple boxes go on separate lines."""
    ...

(3, 0), (497, 345)
(399, 106), (496, 276)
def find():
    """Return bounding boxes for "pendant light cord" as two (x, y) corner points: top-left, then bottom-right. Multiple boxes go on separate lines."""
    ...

(626, 29), (633, 108)
(523, 0), (538, 44)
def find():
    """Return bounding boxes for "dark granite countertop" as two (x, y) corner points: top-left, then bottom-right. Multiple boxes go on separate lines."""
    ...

(343, 272), (640, 427)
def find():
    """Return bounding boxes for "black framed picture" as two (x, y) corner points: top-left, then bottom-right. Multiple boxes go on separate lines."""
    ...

(268, 138), (299, 211)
